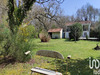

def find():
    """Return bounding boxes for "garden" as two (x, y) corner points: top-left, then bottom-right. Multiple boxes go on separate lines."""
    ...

(0, 0), (100, 75)
(1, 39), (100, 75)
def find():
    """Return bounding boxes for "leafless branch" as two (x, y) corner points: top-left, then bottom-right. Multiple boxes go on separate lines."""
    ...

(36, 0), (64, 4)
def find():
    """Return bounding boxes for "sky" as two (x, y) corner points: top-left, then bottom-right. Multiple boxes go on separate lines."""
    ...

(60, 0), (100, 16)
(16, 0), (100, 16)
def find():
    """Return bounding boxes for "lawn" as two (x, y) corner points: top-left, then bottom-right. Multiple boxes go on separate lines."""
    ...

(0, 39), (100, 75)
(33, 39), (100, 59)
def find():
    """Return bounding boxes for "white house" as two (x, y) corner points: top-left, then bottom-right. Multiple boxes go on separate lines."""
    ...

(48, 28), (63, 39)
(48, 21), (91, 39)
(65, 21), (91, 38)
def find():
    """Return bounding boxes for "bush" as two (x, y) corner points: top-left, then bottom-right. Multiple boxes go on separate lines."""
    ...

(39, 30), (51, 42)
(18, 25), (37, 39)
(90, 29), (97, 37)
(0, 24), (35, 62)
(69, 23), (83, 41)
(86, 34), (88, 40)
(0, 24), (10, 42)
(96, 25), (100, 40)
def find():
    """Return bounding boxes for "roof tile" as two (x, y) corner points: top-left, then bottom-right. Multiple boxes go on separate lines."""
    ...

(48, 28), (62, 32)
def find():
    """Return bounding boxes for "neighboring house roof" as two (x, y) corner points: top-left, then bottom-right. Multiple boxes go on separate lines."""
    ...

(48, 28), (62, 32)
(65, 21), (91, 26)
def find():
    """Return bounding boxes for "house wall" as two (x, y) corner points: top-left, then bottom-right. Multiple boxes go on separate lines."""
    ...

(81, 23), (91, 37)
(60, 29), (63, 39)
(65, 23), (91, 38)
(82, 31), (89, 37)
(52, 32), (60, 39)
(65, 32), (69, 38)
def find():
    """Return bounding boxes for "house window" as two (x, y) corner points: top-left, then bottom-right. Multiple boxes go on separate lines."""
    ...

(83, 25), (89, 31)
(66, 26), (70, 32)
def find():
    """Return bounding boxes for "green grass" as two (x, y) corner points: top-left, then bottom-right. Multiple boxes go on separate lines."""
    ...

(33, 39), (100, 59)
(0, 39), (100, 75)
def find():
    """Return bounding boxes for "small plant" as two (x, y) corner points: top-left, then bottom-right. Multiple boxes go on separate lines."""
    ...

(39, 30), (51, 42)
(86, 34), (88, 40)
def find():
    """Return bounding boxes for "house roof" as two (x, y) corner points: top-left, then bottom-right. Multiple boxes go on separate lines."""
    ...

(65, 21), (91, 26)
(48, 28), (62, 32)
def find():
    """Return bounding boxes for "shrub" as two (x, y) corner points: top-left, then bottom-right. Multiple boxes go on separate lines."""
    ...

(18, 25), (37, 39)
(0, 24), (35, 62)
(69, 23), (83, 41)
(86, 34), (88, 40)
(39, 30), (51, 42)
(0, 24), (10, 42)
(96, 25), (100, 40)
(90, 29), (97, 37)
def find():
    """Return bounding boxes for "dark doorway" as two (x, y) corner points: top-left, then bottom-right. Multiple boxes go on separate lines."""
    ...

(48, 32), (52, 38)
(62, 32), (65, 38)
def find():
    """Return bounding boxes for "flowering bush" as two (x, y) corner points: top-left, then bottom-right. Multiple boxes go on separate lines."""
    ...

(0, 24), (36, 62)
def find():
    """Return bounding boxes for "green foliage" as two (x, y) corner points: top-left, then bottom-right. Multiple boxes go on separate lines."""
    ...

(69, 23), (83, 41)
(7, 0), (36, 33)
(51, 25), (57, 29)
(18, 24), (37, 39)
(96, 25), (100, 40)
(0, 24), (10, 42)
(0, 24), (36, 62)
(86, 34), (88, 40)
(39, 30), (51, 42)
(50, 58), (93, 75)
(90, 29), (98, 37)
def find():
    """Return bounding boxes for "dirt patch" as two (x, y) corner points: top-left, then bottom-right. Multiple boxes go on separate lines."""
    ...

(26, 58), (35, 65)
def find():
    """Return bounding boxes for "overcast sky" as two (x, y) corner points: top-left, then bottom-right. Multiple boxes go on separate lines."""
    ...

(60, 0), (100, 16)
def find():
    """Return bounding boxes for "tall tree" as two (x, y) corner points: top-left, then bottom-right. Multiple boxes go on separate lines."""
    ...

(24, 2), (64, 31)
(0, 0), (8, 24)
(7, 0), (64, 33)
(76, 4), (100, 22)
(8, 0), (36, 33)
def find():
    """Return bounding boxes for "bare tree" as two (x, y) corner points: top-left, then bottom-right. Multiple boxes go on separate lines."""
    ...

(24, 2), (65, 31)
(76, 4), (100, 22)
(36, 0), (64, 4)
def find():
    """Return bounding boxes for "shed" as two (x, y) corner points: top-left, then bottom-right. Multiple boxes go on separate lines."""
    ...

(48, 28), (63, 39)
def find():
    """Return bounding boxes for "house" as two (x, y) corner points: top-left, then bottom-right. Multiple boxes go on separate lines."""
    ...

(48, 21), (91, 39)
(65, 21), (91, 38)
(48, 28), (63, 39)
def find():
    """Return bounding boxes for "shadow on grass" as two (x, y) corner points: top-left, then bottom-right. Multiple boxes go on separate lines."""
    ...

(0, 57), (16, 68)
(64, 39), (78, 42)
(68, 58), (93, 75)
(51, 58), (94, 75)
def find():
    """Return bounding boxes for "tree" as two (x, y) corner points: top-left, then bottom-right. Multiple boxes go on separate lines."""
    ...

(0, 0), (8, 24)
(24, 1), (64, 31)
(94, 21), (100, 40)
(69, 23), (83, 42)
(7, 0), (64, 33)
(7, 0), (36, 33)
(76, 4), (100, 22)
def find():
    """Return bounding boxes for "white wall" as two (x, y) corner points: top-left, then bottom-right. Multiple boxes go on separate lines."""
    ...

(60, 29), (63, 39)
(52, 29), (63, 39)
(65, 23), (91, 38)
